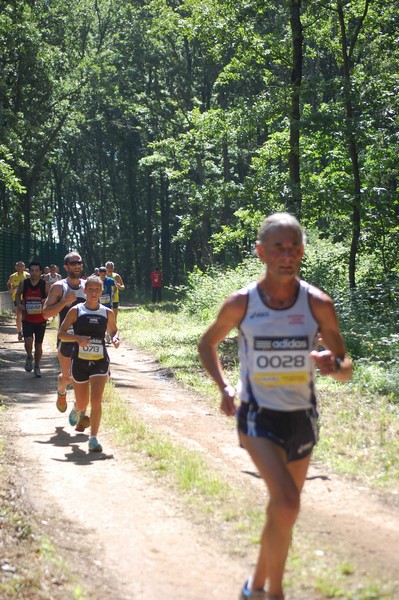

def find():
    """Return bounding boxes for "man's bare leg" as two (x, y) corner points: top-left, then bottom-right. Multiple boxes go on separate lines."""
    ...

(56, 350), (72, 412)
(240, 435), (311, 598)
(57, 350), (72, 394)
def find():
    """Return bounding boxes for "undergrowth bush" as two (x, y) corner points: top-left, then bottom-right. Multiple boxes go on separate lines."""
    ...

(182, 256), (263, 322)
(181, 236), (399, 401)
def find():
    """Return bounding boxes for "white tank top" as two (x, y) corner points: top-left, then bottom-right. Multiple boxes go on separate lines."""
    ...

(58, 279), (87, 330)
(237, 280), (319, 411)
(47, 273), (60, 284)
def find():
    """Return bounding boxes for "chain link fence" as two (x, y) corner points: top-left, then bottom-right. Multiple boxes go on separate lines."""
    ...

(0, 230), (68, 291)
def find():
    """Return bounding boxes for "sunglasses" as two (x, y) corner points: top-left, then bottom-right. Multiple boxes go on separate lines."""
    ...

(67, 260), (83, 266)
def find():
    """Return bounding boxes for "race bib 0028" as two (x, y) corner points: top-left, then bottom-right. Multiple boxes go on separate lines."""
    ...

(252, 336), (310, 387)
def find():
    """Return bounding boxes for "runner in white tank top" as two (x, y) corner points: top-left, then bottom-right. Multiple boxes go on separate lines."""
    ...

(198, 213), (352, 600)
(42, 252), (87, 418)
(237, 279), (319, 411)
(45, 264), (62, 285)
(59, 275), (120, 454)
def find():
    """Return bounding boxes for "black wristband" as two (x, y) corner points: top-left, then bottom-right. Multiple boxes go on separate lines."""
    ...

(334, 357), (343, 371)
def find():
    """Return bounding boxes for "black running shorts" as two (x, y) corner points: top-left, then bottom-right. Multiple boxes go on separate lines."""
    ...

(71, 356), (110, 383)
(237, 401), (319, 462)
(22, 321), (47, 344)
(58, 340), (75, 358)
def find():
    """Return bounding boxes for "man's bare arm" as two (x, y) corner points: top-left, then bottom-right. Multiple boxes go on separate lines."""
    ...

(7, 276), (13, 294)
(198, 291), (246, 415)
(42, 283), (75, 319)
(309, 288), (353, 382)
(115, 274), (125, 290)
(15, 281), (24, 311)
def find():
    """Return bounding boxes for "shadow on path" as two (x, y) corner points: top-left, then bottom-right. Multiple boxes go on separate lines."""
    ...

(36, 426), (114, 464)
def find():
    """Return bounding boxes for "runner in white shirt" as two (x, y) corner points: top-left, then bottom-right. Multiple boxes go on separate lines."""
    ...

(198, 212), (353, 600)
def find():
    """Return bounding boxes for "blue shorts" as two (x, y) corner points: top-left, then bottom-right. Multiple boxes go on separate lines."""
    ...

(237, 401), (319, 462)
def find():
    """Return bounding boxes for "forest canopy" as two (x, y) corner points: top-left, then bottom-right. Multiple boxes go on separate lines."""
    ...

(1, 0), (398, 290)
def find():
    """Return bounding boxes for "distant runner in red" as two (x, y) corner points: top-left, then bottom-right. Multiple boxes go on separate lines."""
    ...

(150, 266), (162, 303)
(16, 261), (51, 378)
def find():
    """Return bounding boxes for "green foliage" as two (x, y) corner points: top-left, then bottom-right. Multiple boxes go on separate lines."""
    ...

(0, 146), (25, 194)
(179, 238), (399, 401)
(2, 0), (399, 291)
(333, 281), (399, 380)
(300, 230), (349, 294)
(182, 258), (263, 322)
(103, 382), (233, 503)
(209, 207), (272, 265)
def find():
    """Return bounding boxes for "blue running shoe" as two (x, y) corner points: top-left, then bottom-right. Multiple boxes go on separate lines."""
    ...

(239, 579), (267, 599)
(88, 437), (103, 453)
(25, 356), (33, 372)
(69, 406), (80, 426)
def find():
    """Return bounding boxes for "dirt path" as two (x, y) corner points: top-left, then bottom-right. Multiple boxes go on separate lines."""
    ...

(0, 319), (398, 599)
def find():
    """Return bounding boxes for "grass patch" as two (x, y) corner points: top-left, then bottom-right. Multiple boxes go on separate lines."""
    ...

(315, 380), (399, 489)
(102, 381), (252, 518)
(101, 380), (397, 598)
(118, 305), (399, 494)
(287, 543), (396, 600)
(118, 304), (228, 399)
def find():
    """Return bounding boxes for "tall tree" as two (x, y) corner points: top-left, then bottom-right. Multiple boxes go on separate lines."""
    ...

(287, 0), (303, 217)
(336, 0), (370, 288)
(3, 0), (399, 292)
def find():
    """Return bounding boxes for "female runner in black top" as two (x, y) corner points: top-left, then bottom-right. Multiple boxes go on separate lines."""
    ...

(59, 275), (120, 452)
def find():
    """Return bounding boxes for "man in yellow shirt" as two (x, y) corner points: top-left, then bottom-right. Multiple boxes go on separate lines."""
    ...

(7, 261), (29, 341)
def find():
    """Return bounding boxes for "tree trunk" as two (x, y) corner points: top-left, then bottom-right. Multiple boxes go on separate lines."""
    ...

(145, 167), (154, 290)
(124, 136), (140, 287)
(287, 0), (303, 218)
(160, 171), (170, 286)
(337, 0), (370, 288)
(96, 126), (107, 263)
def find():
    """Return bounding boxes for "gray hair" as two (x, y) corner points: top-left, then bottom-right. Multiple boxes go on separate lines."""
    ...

(257, 212), (305, 245)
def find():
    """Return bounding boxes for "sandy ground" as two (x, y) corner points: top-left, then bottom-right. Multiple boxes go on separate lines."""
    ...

(0, 318), (398, 599)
